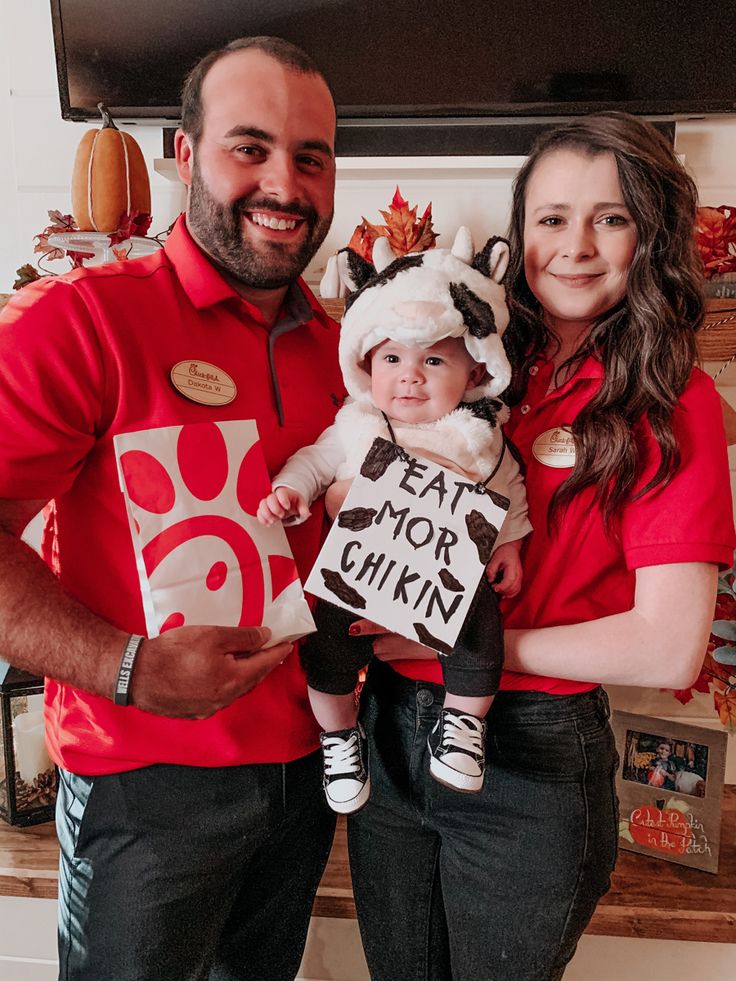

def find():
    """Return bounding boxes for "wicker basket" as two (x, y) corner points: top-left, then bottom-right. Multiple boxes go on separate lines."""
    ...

(698, 299), (736, 362)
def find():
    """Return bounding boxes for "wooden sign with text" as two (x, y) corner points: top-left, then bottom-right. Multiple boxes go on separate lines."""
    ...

(612, 711), (728, 873)
(305, 438), (509, 653)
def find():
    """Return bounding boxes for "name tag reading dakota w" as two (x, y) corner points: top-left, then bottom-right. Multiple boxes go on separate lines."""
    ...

(305, 437), (510, 655)
(532, 427), (576, 468)
(170, 360), (237, 406)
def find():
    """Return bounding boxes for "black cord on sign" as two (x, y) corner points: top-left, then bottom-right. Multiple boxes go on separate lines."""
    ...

(380, 410), (505, 494)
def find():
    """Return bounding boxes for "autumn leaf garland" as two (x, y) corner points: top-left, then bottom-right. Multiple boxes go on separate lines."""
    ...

(695, 205), (736, 280)
(14, 209), (154, 289)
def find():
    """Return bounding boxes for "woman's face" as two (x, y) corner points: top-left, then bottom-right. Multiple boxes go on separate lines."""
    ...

(522, 149), (638, 337)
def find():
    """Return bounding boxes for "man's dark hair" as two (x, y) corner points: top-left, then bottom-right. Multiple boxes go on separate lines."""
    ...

(181, 36), (332, 146)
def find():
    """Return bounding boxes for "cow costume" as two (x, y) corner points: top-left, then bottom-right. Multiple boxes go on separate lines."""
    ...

(265, 229), (531, 810)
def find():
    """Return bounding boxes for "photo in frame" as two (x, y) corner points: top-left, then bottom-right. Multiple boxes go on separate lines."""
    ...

(611, 710), (728, 873)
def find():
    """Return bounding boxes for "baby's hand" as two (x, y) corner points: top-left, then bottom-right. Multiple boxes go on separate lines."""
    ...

(257, 487), (310, 525)
(486, 541), (523, 598)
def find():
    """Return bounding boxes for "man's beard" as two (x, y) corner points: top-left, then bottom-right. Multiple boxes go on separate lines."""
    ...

(187, 162), (333, 290)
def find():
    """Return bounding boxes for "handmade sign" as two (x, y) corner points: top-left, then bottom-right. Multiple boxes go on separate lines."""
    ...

(114, 420), (315, 645)
(612, 711), (728, 873)
(305, 438), (509, 653)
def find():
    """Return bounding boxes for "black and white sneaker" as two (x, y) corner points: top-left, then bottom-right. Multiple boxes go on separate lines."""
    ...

(427, 709), (486, 793)
(320, 724), (371, 814)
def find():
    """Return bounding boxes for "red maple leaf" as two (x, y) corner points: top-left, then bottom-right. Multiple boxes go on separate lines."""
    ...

(346, 187), (438, 263)
(379, 187), (438, 256)
(695, 205), (736, 279)
(109, 210), (153, 245)
(667, 668), (713, 706)
(33, 210), (79, 261)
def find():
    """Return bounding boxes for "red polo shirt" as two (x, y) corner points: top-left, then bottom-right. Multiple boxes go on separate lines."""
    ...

(0, 217), (344, 774)
(394, 354), (735, 693)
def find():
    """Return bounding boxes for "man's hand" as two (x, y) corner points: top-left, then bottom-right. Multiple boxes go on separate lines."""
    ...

(257, 487), (310, 525)
(129, 625), (291, 719)
(349, 619), (437, 663)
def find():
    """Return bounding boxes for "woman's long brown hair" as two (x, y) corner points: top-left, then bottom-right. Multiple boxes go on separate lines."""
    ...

(503, 112), (704, 528)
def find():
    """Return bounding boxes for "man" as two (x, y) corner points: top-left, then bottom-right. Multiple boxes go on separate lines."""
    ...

(0, 37), (343, 981)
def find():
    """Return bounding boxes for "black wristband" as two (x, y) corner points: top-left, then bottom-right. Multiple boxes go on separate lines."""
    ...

(113, 634), (145, 706)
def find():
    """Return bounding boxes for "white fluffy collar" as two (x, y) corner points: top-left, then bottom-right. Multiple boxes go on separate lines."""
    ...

(333, 397), (507, 482)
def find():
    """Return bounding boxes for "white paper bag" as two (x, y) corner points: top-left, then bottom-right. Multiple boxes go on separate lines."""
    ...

(114, 420), (315, 645)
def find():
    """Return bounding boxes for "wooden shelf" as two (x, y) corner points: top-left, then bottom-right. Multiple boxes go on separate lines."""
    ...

(0, 819), (58, 900)
(1, 787), (734, 942)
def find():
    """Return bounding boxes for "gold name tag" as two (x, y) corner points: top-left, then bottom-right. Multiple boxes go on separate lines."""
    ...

(170, 360), (237, 406)
(532, 427), (576, 468)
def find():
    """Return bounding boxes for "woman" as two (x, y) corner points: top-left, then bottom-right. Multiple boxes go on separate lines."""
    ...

(346, 112), (736, 981)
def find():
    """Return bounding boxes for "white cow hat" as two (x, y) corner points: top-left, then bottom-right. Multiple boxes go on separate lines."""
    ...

(337, 227), (511, 403)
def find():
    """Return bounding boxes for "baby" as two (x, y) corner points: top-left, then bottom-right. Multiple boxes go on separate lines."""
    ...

(258, 229), (530, 813)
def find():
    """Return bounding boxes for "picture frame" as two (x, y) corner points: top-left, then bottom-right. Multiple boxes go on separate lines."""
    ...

(611, 711), (728, 874)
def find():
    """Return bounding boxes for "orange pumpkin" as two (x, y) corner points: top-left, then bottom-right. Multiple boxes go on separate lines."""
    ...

(71, 104), (151, 233)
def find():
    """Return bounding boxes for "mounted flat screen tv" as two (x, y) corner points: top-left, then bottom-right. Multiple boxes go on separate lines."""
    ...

(51, 0), (735, 155)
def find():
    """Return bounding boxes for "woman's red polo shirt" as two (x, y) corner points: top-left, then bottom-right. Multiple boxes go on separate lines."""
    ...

(394, 355), (735, 694)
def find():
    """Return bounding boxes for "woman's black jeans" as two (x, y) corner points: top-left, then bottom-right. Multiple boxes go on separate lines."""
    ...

(348, 660), (619, 981)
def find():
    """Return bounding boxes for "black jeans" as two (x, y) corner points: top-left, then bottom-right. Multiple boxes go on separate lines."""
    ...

(302, 581), (504, 698)
(348, 660), (619, 981)
(56, 752), (336, 981)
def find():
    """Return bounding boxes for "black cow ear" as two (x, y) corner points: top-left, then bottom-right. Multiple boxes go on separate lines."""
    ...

(320, 247), (375, 299)
(344, 249), (376, 290)
(449, 282), (496, 338)
(472, 236), (510, 283)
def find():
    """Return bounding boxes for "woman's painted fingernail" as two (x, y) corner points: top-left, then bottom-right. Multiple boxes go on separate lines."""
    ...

(348, 624), (360, 636)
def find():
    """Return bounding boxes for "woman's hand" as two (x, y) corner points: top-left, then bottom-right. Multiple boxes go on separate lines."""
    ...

(350, 619), (438, 662)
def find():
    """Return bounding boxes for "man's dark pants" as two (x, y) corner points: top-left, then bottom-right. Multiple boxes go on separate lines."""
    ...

(56, 751), (336, 980)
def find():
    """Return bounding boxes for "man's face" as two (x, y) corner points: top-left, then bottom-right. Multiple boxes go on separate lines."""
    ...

(180, 50), (336, 290)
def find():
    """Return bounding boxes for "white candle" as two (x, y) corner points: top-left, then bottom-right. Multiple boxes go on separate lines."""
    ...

(13, 710), (52, 785)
